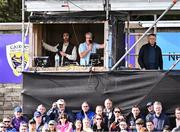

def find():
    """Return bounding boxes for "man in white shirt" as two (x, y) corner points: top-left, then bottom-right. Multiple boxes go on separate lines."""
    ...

(42, 32), (77, 66)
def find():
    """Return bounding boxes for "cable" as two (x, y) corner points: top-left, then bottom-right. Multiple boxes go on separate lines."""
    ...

(66, 1), (80, 46)
(67, 0), (86, 11)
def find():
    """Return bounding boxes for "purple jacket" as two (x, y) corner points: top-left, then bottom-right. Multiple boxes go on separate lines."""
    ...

(11, 116), (28, 131)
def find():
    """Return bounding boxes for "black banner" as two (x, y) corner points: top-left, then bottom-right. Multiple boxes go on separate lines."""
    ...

(22, 70), (180, 115)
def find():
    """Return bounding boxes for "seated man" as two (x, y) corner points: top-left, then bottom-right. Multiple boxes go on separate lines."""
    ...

(78, 32), (104, 66)
(11, 106), (28, 131)
(76, 101), (95, 126)
(42, 32), (77, 66)
(149, 101), (170, 131)
(47, 99), (75, 123)
(126, 105), (144, 131)
(2, 117), (16, 132)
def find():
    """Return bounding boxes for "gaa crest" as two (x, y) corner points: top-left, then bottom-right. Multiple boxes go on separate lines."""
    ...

(6, 41), (29, 76)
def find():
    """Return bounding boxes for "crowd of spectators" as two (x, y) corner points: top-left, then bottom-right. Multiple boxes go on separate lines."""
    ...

(0, 98), (179, 132)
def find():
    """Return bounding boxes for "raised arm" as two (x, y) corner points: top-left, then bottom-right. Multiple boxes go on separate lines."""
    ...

(42, 40), (58, 53)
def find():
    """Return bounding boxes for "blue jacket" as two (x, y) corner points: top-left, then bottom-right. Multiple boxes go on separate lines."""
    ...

(76, 110), (95, 125)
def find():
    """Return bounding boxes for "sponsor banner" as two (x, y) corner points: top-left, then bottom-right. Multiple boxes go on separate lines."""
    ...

(157, 32), (180, 70)
(0, 34), (29, 83)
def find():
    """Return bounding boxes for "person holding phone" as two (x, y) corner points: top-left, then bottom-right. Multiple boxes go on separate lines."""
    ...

(78, 32), (104, 66)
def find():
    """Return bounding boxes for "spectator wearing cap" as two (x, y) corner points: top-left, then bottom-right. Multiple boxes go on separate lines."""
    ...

(36, 104), (49, 123)
(135, 118), (146, 132)
(28, 119), (36, 132)
(47, 99), (75, 123)
(145, 102), (154, 121)
(11, 106), (28, 131)
(126, 105), (144, 131)
(42, 120), (57, 132)
(56, 113), (73, 132)
(0, 122), (7, 132)
(33, 111), (44, 132)
(76, 101), (95, 126)
(149, 101), (170, 131)
(2, 117), (16, 132)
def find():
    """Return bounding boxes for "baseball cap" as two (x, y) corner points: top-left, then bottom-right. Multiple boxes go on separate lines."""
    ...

(135, 118), (144, 125)
(48, 120), (56, 125)
(146, 102), (153, 107)
(56, 99), (65, 105)
(33, 111), (41, 117)
(14, 106), (22, 113)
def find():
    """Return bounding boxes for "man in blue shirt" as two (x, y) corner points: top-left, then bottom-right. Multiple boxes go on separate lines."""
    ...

(78, 32), (104, 65)
(76, 101), (95, 126)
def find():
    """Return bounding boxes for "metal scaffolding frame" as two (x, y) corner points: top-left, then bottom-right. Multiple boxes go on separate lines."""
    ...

(111, 0), (179, 70)
(22, 0), (180, 71)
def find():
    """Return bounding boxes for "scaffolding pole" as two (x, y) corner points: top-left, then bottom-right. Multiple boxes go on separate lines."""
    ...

(111, 0), (179, 70)
(126, 14), (130, 67)
(104, 0), (111, 68)
(22, 0), (25, 72)
(169, 58), (180, 70)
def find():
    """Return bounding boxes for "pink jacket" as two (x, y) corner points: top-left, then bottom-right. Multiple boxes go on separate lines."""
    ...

(56, 122), (73, 132)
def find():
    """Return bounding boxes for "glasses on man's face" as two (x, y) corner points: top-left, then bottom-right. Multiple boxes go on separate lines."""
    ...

(83, 106), (89, 108)
(3, 121), (10, 123)
(114, 111), (121, 113)
(0, 126), (5, 128)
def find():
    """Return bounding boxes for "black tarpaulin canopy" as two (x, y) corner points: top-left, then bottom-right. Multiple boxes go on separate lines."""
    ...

(22, 70), (180, 116)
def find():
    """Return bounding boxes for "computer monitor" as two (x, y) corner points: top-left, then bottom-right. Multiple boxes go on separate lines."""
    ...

(89, 53), (101, 66)
(34, 56), (49, 67)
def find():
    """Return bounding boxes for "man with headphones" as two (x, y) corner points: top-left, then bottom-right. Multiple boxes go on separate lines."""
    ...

(78, 32), (104, 66)
(138, 33), (163, 70)
(42, 32), (77, 66)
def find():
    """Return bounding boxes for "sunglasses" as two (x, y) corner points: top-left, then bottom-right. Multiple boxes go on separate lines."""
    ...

(114, 111), (121, 113)
(96, 118), (102, 120)
(60, 117), (66, 119)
